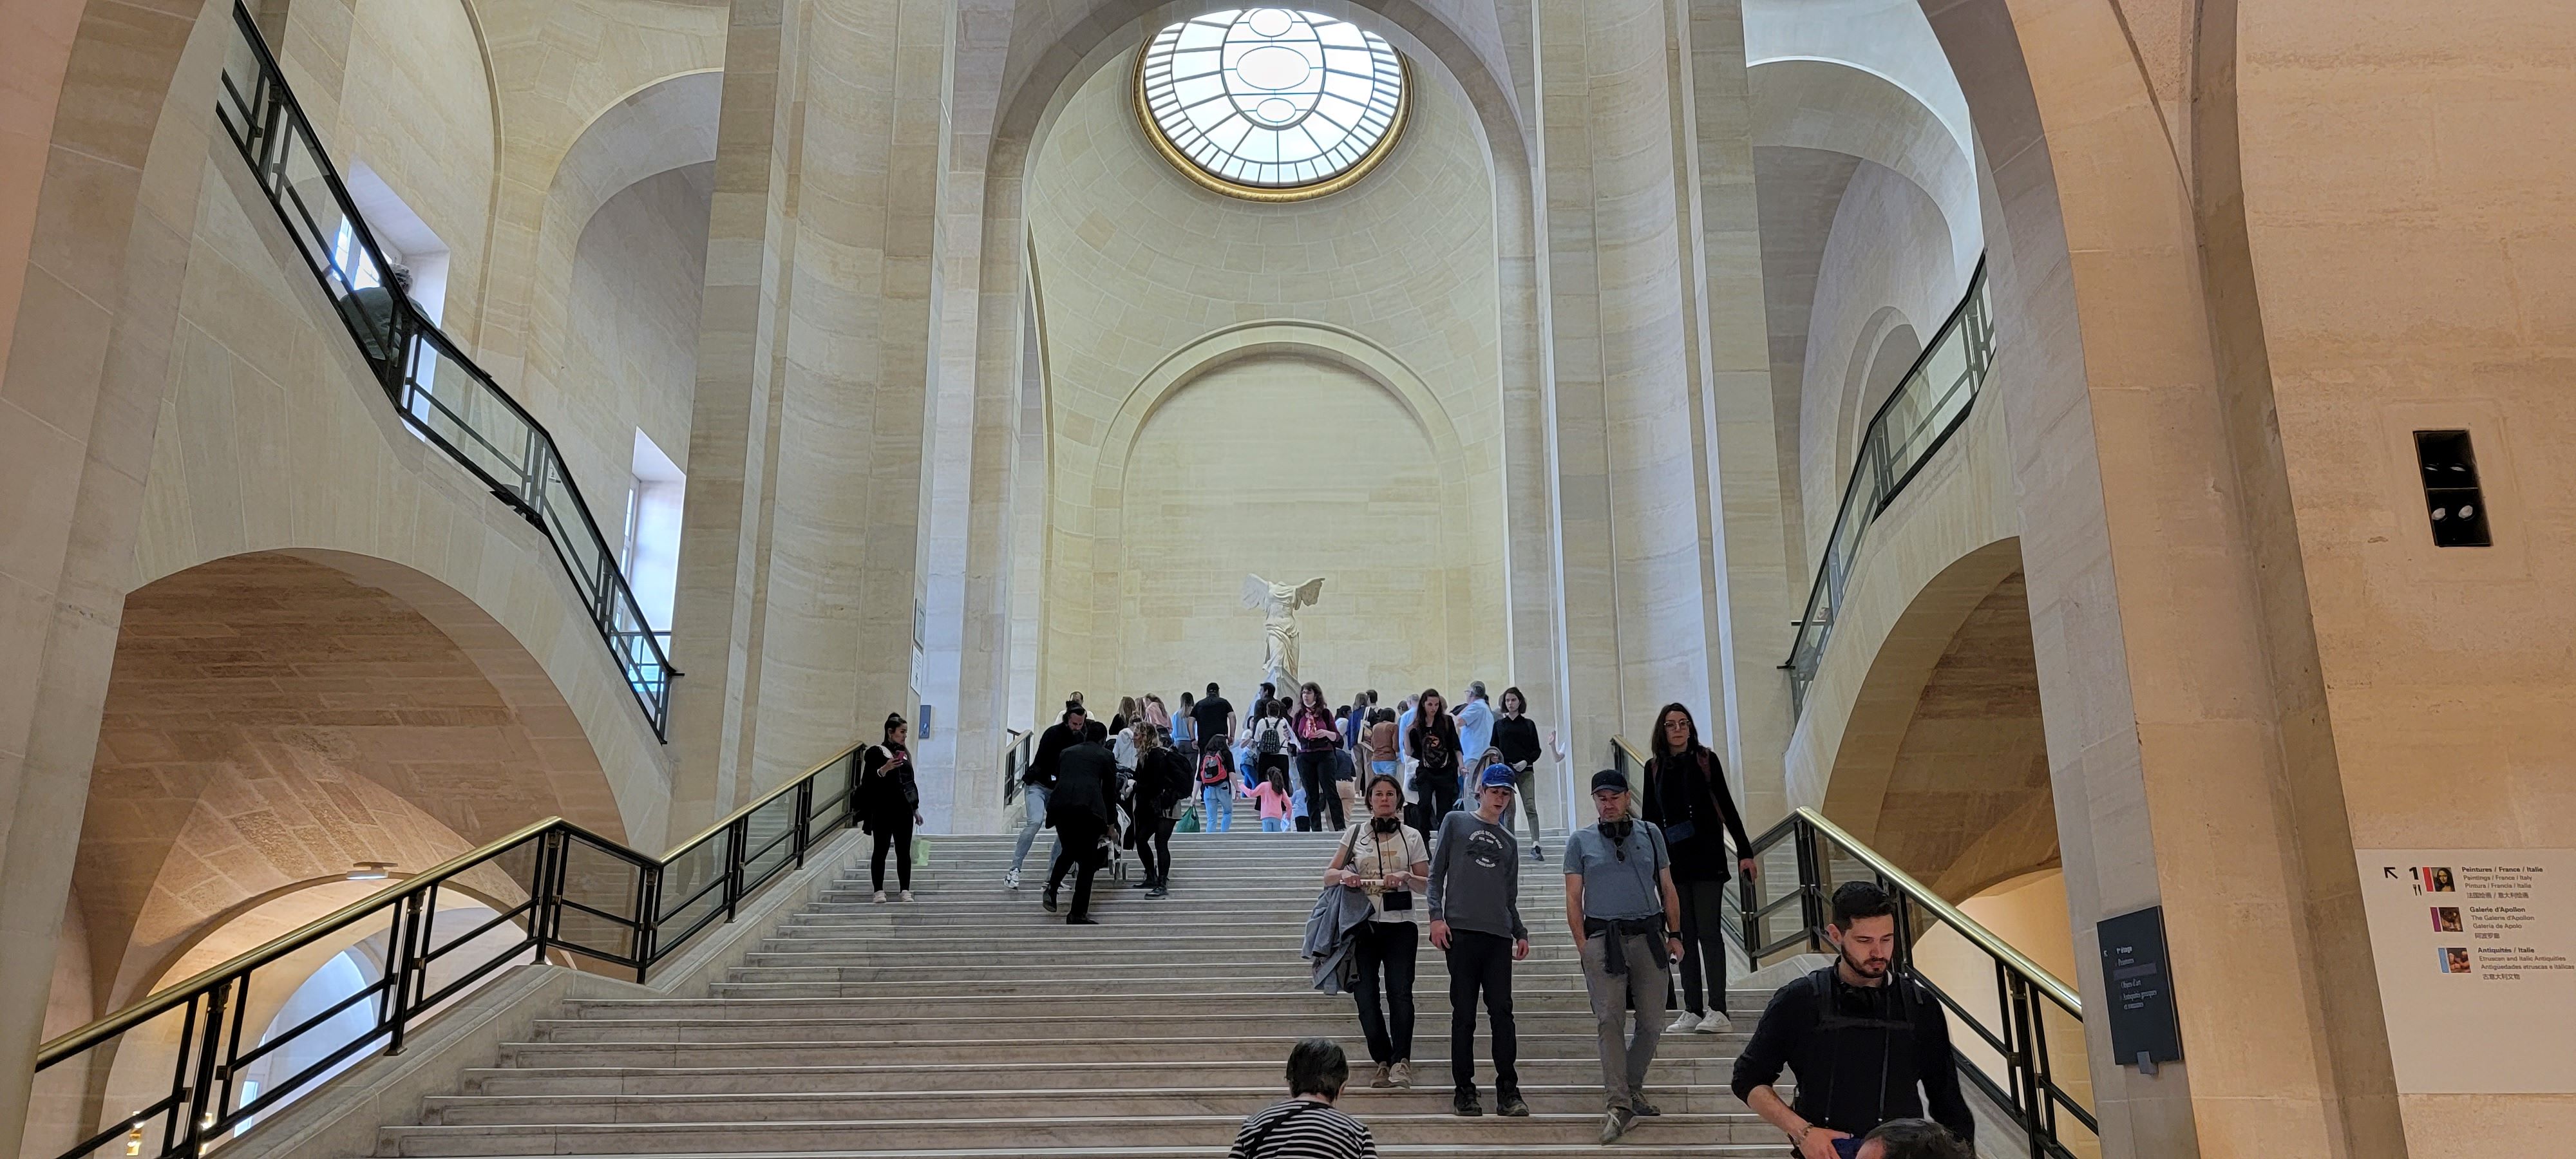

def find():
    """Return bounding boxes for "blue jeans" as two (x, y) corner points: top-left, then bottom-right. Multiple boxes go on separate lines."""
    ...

(1011, 784), (1059, 872)
(1200, 784), (1234, 833)
(1262, 817), (1288, 832)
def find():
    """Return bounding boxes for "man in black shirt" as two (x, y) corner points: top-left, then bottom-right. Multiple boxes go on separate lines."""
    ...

(1007, 701), (1088, 890)
(1192, 683), (1237, 758)
(1043, 735), (1119, 924)
(1731, 881), (1973, 1156)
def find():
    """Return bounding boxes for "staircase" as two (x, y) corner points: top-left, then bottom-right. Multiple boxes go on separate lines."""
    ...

(379, 829), (1787, 1156)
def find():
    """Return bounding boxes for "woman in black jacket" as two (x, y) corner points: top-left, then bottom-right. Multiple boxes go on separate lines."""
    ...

(1405, 688), (1463, 831)
(1640, 702), (1756, 1032)
(1129, 724), (1191, 898)
(859, 712), (922, 903)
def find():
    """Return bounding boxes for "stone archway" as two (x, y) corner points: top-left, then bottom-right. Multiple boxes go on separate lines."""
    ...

(64, 551), (621, 1026)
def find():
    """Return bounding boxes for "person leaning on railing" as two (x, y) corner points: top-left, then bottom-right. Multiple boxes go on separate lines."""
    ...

(1731, 881), (1973, 1157)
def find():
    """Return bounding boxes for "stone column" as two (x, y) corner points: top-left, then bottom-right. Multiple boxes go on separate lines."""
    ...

(1672, 0), (1795, 826)
(1533, 0), (1719, 771)
(668, 0), (951, 829)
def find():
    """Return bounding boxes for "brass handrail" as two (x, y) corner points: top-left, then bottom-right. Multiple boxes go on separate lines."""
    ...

(659, 739), (868, 861)
(1794, 804), (2080, 1012)
(34, 816), (581, 1065)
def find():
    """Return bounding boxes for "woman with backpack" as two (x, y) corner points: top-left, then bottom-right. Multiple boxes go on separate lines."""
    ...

(858, 711), (921, 903)
(1195, 730), (1236, 831)
(1252, 699), (1298, 798)
(1293, 682), (1346, 833)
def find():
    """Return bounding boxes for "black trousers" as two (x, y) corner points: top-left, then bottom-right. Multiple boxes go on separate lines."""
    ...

(1351, 920), (1419, 1064)
(1298, 750), (1346, 831)
(869, 815), (913, 891)
(1413, 777), (1459, 835)
(1046, 820), (1106, 917)
(1138, 814), (1176, 883)
(1671, 878), (1730, 1015)
(1444, 928), (1519, 1093)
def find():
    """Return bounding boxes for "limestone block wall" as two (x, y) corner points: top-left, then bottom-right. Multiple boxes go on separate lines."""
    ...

(128, 141), (674, 843)
(1108, 354), (1495, 699)
(1794, 161), (1969, 572)
(1027, 50), (1509, 703)
(556, 162), (714, 514)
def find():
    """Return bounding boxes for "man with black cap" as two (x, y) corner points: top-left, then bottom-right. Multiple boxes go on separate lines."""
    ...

(1423, 763), (1530, 1118)
(1007, 699), (1087, 890)
(1563, 768), (1686, 1144)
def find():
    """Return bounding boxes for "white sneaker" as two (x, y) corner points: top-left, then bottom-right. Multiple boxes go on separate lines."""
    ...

(1665, 1011), (1703, 1033)
(1003, 867), (1020, 890)
(1695, 1011), (1729, 1033)
(898, 890), (915, 903)
(871, 890), (887, 904)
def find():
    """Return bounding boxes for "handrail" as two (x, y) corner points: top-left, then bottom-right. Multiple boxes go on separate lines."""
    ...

(1001, 728), (1034, 808)
(211, 3), (677, 738)
(1785, 259), (1994, 717)
(32, 737), (875, 1159)
(1607, 737), (2094, 1158)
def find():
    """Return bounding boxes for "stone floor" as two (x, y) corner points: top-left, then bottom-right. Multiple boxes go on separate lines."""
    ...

(379, 829), (1787, 1156)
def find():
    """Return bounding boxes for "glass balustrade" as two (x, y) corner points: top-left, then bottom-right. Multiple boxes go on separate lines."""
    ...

(1787, 261), (1994, 715)
(213, 3), (675, 737)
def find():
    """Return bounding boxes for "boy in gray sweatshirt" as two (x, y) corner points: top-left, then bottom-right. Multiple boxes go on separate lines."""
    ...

(1425, 764), (1530, 1117)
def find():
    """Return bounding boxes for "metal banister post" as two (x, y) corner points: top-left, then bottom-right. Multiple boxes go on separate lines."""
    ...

(384, 890), (426, 1056)
(791, 778), (815, 869)
(723, 815), (749, 922)
(172, 988), (227, 1159)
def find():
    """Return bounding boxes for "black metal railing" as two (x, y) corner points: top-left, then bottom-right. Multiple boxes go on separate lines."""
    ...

(1001, 728), (1032, 809)
(211, 3), (676, 737)
(1785, 259), (1994, 715)
(28, 743), (867, 1159)
(1610, 737), (2096, 1158)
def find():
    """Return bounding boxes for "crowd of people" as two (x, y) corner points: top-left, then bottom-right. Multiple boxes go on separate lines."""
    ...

(983, 680), (1979, 1155)
(1003, 679), (1569, 910)
(1278, 699), (1978, 1156)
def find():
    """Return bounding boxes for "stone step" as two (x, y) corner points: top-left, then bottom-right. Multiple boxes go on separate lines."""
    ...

(392, 1144), (1774, 1158)
(417, 1082), (1754, 1126)
(533, 1010), (1751, 1044)
(377, 1109), (1778, 1154)
(459, 1058), (1751, 1096)
(496, 1031), (1727, 1068)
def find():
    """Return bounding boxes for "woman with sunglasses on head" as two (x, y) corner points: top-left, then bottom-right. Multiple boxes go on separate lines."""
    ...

(1640, 702), (1757, 1034)
(1321, 773), (1432, 1089)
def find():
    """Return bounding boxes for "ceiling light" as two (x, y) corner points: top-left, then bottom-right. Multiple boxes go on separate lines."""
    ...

(347, 862), (394, 881)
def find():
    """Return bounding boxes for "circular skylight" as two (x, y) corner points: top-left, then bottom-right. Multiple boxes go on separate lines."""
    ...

(1136, 8), (1408, 199)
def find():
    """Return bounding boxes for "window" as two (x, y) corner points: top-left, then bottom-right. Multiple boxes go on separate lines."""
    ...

(1137, 8), (1407, 200)
(623, 429), (686, 633)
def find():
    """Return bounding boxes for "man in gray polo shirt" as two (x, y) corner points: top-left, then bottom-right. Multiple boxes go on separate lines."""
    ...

(1563, 768), (1685, 1143)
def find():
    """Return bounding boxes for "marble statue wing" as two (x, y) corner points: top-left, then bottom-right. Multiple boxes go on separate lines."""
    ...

(1242, 574), (1272, 611)
(1293, 577), (1325, 608)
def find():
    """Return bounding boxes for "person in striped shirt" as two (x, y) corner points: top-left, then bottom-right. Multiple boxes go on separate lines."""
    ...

(1229, 1038), (1378, 1159)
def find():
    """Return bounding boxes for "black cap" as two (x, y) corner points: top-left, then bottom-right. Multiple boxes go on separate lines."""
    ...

(1591, 769), (1630, 794)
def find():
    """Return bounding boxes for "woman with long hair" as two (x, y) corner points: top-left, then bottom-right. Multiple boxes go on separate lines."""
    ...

(1640, 702), (1756, 1033)
(1323, 774), (1431, 1088)
(858, 711), (922, 903)
(1490, 686), (1561, 861)
(1406, 688), (1462, 829)
(1130, 724), (1191, 898)
(1293, 681), (1346, 832)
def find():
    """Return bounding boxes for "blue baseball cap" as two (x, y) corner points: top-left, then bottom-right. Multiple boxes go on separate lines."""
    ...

(1479, 764), (1517, 790)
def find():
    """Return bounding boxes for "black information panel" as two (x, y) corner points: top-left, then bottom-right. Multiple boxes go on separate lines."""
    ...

(2097, 906), (2183, 1067)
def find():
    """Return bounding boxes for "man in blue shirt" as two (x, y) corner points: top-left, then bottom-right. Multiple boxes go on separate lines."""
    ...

(1563, 768), (1684, 1143)
(1454, 682), (1495, 766)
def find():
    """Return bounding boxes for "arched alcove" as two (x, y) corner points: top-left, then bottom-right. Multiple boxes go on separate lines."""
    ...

(65, 551), (620, 1024)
